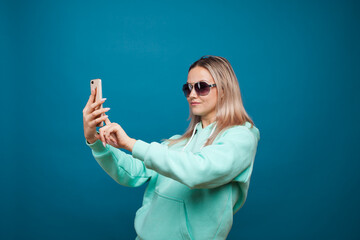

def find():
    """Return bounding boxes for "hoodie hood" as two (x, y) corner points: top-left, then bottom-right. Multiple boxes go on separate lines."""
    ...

(183, 121), (260, 152)
(196, 121), (260, 141)
(244, 121), (260, 142)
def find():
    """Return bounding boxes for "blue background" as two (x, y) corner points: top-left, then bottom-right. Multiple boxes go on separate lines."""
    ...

(1, 0), (359, 239)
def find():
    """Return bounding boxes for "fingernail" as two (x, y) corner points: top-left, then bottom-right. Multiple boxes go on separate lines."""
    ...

(101, 98), (107, 101)
(103, 142), (106, 147)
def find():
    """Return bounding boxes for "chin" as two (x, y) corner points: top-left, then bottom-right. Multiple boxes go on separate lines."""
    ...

(191, 111), (204, 117)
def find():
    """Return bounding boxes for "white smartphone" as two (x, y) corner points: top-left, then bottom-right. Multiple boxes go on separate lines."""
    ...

(90, 79), (104, 127)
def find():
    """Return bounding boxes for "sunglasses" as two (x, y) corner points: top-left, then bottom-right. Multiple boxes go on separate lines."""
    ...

(182, 81), (217, 97)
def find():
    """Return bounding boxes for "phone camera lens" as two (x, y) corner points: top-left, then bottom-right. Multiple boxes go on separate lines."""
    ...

(91, 81), (94, 84)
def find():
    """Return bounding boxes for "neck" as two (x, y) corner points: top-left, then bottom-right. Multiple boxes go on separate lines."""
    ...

(201, 116), (216, 129)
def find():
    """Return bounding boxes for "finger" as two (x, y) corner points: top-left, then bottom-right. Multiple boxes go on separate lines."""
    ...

(95, 132), (100, 139)
(89, 88), (96, 103)
(109, 138), (117, 147)
(99, 126), (109, 147)
(90, 98), (107, 111)
(90, 114), (109, 128)
(110, 134), (119, 146)
(90, 107), (110, 121)
(85, 87), (96, 108)
(105, 117), (111, 125)
(94, 86), (98, 100)
(109, 134), (116, 143)
(103, 124), (117, 144)
(103, 126), (115, 145)
(103, 130), (109, 145)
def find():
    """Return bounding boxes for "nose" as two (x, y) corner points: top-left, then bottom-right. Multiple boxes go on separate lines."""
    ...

(188, 86), (198, 98)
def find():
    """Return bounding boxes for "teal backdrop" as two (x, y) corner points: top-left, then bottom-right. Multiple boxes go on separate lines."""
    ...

(1, 0), (359, 239)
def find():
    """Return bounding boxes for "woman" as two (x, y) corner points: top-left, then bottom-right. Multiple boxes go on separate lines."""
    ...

(82, 55), (260, 240)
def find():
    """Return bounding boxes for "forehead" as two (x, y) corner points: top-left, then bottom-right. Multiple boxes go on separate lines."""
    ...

(187, 67), (214, 83)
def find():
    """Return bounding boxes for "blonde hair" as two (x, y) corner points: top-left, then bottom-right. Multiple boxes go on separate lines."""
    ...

(165, 55), (255, 147)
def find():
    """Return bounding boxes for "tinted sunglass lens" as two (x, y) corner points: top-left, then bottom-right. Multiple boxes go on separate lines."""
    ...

(182, 84), (191, 97)
(196, 82), (210, 96)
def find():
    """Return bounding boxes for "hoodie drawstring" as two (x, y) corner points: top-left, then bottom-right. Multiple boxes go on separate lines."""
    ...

(182, 122), (217, 152)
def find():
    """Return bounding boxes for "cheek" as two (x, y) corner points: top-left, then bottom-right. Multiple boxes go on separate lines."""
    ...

(211, 99), (218, 109)
(202, 97), (217, 112)
(210, 92), (218, 107)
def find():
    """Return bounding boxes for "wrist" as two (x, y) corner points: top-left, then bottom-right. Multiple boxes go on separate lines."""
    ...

(86, 136), (98, 144)
(86, 132), (100, 144)
(125, 138), (137, 152)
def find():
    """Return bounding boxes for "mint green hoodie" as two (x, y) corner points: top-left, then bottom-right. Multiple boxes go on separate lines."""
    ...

(85, 121), (260, 240)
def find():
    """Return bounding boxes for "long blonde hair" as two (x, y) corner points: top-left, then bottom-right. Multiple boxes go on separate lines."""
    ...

(165, 55), (255, 147)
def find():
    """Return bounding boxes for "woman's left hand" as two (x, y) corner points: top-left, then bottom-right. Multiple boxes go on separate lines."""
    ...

(97, 117), (136, 151)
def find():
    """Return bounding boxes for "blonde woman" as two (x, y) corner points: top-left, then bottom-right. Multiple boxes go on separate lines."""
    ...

(83, 55), (260, 240)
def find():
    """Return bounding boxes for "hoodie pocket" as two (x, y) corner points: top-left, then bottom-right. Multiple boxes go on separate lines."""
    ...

(135, 191), (192, 240)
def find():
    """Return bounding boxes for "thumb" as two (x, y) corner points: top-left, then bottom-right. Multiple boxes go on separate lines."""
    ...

(95, 132), (100, 139)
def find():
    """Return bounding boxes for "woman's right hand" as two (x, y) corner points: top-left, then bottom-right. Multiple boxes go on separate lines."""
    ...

(83, 88), (111, 144)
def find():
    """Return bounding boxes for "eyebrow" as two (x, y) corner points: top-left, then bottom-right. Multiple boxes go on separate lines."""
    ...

(186, 80), (211, 84)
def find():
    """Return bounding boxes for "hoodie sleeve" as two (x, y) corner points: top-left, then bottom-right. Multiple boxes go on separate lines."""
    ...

(132, 126), (259, 189)
(86, 138), (156, 187)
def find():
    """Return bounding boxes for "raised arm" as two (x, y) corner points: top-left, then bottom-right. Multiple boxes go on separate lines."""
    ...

(132, 126), (259, 189)
(86, 138), (155, 187)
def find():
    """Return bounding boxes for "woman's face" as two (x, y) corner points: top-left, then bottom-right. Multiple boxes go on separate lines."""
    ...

(186, 66), (218, 122)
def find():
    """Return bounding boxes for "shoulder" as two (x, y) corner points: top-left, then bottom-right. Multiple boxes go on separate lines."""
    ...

(220, 125), (253, 137)
(160, 134), (184, 146)
(215, 124), (258, 146)
(169, 134), (182, 140)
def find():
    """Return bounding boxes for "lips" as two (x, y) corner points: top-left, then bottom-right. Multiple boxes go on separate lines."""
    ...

(191, 102), (201, 105)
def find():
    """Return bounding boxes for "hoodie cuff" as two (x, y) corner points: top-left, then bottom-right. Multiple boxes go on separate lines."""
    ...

(132, 140), (150, 161)
(85, 138), (107, 153)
